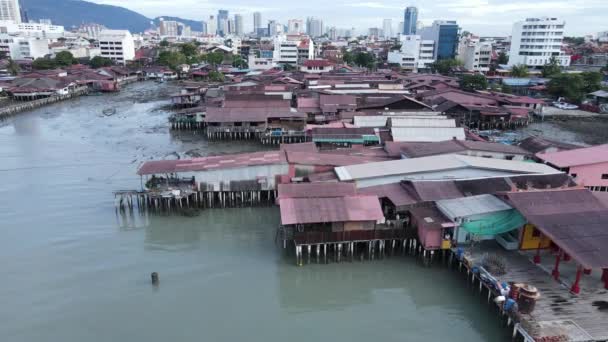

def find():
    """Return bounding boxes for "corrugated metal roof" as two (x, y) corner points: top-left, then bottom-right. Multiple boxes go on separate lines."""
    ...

(391, 127), (466, 142)
(205, 107), (306, 123)
(357, 183), (417, 207)
(402, 180), (464, 201)
(277, 183), (356, 199)
(536, 144), (608, 168)
(334, 154), (561, 182)
(410, 205), (454, 230)
(279, 195), (384, 225)
(506, 189), (608, 268)
(437, 194), (512, 220)
(137, 151), (286, 175)
(286, 151), (386, 166)
(390, 117), (456, 128)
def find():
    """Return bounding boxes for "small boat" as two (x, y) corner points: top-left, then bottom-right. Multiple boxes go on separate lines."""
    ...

(102, 108), (117, 116)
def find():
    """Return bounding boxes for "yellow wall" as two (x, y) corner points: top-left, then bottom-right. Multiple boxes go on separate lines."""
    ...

(520, 224), (551, 250)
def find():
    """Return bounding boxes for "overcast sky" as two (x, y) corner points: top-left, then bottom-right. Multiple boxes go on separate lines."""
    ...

(90, 0), (607, 36)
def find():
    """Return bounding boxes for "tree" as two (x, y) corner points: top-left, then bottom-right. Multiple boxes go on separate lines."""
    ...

(282, 63), (296, 71)
(180, 43), (198, 57)
(501, 84), (512, 94)
(354, 52), (376, 69)
(157, 51), (187, 71)
(232, 55), (248, 69)
(431, 59), (462, 75)
(6, 58), (20, 76)
(460, 74), (488, 92)
(208, 70), (225, 82)
(205, 52), (224, 67)
(159, 39), (170, 48)
(581, 71), (602, 94)
(55, 51), (76, 67)
(32, 58), (57, 70)
(496, 52), (508, 65)
(89, 56), (113, 68)
(601, 63), (608, 73)
(541, 56), (561, 78)
(510, 64), (529, 78)
(342, 51), (354, 65)
(547, 73), (585, 103)
(563, 36), (585, 46)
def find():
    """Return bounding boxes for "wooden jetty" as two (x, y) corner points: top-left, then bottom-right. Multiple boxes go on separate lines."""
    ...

(455, 242), (608, 342)
(0, 87), (89, 120)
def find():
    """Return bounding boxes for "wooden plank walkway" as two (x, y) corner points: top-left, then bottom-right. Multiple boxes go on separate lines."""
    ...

(462, 242), (608, 341)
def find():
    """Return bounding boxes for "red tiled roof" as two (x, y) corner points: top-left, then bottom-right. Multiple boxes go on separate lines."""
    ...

(303, 59), (332, 68)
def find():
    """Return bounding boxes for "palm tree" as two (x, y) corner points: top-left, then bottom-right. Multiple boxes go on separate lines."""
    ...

(510, 64), (529, 78)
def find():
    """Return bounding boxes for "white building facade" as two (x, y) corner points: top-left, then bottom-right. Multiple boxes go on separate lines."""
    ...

(508, 17), (570, 67)
(98, 30), (135, 65)
(288, 19), (303, 34)
(387, 35), (435, 72)
(273, 34), (313, 66)
(0, 0), (20, 23)
(0, 20), (64, 38)
(382, 19), (392, 39)
(0, 35), (50, 59)
(457, 35), (492, 72)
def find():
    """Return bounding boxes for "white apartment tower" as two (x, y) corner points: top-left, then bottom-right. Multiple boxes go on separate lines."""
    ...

(98, 29), (135, 65)
(234, 14), (243, 36)
(253, 12), (262, 32)
(457, 35), (492, 72)
(159, 20), (178, 37)
(508, 17), (570, 67)
(288, 19), (303, 34)
(382, 19), (392, 39)
(0, 0), (21, 23)
(207, 15), (216, 36)
(387, 35), (435, 72)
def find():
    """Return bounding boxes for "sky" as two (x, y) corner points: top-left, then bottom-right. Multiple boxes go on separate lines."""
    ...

(89, 0), (607, 36)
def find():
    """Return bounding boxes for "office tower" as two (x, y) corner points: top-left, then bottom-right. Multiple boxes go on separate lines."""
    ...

(403, 6), (417, 35)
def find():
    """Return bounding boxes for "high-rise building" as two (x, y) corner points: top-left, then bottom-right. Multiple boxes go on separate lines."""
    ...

(227, 19), (235, 35)
(159, 20), (179, 36)
(98, 29), (135, 65)
(217, 9), (229, 36)
(201, 20), (208, 35)
(457, 34), (492, 72)
(207, 15), (216, 36)
(268, 20), (283, 36)
(0, 0), (21, 23)
(253, 12), (262, 32)
(382, 19), (392, 39)
(420, 20), (459, 60)
(288, 19), (303, 34)
(508, 17), (570, 67)
(403, 6), (417, 35)
(306, 17), (323, 38)
(234, 14), (243, 36)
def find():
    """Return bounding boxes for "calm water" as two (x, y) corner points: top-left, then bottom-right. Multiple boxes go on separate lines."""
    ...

(0, 82), (522, 342)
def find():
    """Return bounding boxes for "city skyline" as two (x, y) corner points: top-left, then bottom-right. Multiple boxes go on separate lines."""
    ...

(85, 0), (607, 36)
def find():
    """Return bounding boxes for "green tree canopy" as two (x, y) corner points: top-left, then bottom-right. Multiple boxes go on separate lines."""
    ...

(208, 70), (225, 82)
(541, 56), (561, 78)
(342, 51), (354, 65)
(496, 52), (508, 65)
(354, 52), (376, 69)
(232, 55), (248, 69)
(55, 51), (77, 67)
(157, 51), (187, 71)
(581, 71), (602, 94)
(547, 73), (585, 103)
(460, 74), (488, 92)
(510, 64), (529, 78)
(159, 40), (170, 48)
(6, 58), (20, 75)
(601, 63), (608, 73)
(180, 43), (198, 57)
(205, 52), (224, 67)
(501, 84), (512, 94)
(431, 59), (462, 75)
(32, 58), (57, 70)
(89, 56), (113, 68)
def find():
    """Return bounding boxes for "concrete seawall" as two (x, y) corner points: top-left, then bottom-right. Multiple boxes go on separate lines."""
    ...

(0, 87), (90, 120)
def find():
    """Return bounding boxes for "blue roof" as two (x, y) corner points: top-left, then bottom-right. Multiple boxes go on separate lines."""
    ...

(502, 78), (532, 86)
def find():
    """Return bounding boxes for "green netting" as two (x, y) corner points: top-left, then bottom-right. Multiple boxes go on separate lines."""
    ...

(460, 209), (526, 235)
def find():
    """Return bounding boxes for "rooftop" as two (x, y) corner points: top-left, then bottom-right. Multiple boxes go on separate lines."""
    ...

(536, 144), (608, 168)
(279, 195), (384, 225)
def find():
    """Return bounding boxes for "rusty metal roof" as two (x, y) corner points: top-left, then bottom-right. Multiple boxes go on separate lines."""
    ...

(506, 189), (608, 269)
(277, 183), (356, 199)
(279, 195), (384, 225)
(357, 183), (417, 207)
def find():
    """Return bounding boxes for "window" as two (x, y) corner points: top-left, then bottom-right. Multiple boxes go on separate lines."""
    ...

(602, 174), (608, 179)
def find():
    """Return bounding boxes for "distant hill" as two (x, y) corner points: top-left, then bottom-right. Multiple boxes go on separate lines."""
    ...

(21, 0), (203, 33)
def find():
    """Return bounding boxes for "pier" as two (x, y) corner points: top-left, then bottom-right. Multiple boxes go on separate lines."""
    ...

(0, 86), (89, 120)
